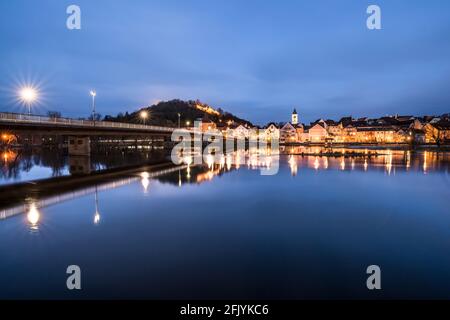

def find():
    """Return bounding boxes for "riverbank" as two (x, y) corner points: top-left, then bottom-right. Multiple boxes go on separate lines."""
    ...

(282, 142), (450, 151)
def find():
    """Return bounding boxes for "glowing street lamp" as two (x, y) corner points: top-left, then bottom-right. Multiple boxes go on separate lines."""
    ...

(140, 110), (149, 125)
(177, 113), (181, 128)
(19, 87), (38, 115)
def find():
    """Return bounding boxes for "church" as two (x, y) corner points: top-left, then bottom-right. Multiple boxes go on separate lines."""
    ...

(279, 109), (304, 143)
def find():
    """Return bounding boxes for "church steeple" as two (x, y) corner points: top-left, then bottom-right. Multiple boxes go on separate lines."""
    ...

(292, 108), (298, 125)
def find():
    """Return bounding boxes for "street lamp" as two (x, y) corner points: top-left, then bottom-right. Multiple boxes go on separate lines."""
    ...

(140, 110), (149, 125)
(90, 90), (97, 122)
(186, 120), (191, 127)
(177, 113), (181, 128)
(19, 87), (37, 115)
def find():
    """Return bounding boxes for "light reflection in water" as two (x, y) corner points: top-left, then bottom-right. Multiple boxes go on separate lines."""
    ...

(94, 186), (101, 225)
(2, 148), (449, 233)
(226, 154), (232, 171)
(340, 158), (345, 171)
(385, 150), (393, 175)
(314, 157), (320, 170)
(406, 151), (411, 170)
(324, 157), (329, 170)
(424, 151), (428, 174)
(141, 172), (150, 192)
(289, 155), (297, 176)
(27, 203), (40, 232)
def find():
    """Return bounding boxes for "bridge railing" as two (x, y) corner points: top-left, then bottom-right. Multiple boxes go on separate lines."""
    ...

(0, 112), (177, 132)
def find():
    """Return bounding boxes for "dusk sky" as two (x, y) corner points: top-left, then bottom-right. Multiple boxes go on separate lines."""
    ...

(1, 0), (449, 125)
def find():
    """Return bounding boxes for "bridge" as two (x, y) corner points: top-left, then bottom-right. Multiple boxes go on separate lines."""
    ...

(0, 112), (180, 155)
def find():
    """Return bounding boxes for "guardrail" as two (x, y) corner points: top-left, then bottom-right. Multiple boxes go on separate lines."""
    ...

(0, 112), (177, 132)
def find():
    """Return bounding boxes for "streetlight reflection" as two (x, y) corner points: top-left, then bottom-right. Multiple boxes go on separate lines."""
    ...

(141, 172), (150, 192)
(94, 186), (101, 225)
(27, 203), (40, 231)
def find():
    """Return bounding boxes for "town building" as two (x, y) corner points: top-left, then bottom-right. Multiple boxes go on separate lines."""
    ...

(424, 121), (450, 144)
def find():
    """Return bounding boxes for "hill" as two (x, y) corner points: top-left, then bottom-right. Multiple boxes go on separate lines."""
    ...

(103, 99), (253, 128)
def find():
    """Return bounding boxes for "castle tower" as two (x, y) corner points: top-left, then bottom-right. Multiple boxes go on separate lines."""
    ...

(292, 108), (298, 125)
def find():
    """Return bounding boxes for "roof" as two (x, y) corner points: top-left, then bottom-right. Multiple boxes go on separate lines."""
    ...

(338, 116), (353, 126)
(310, 122), (327, 129)
(351, 120), (369, 127)
(356, 127), (396, 132)
(292, 108), (297, 115)
(281, 122), (296, 129)
(265, 122), (279, 129)
(431, 120), (450, 130)
(396, 115), (414, 121)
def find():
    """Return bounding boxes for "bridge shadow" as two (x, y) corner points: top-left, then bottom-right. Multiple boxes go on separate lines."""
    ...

(0, 159), (236, 222)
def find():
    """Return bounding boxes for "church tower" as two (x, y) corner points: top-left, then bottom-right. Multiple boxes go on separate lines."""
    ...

(291, 108), (298, 125)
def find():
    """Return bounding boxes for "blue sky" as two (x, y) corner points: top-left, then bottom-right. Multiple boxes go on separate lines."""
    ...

(0, 0), (449, 124)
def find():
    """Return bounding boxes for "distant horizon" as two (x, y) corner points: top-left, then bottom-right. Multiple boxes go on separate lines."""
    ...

(6, 97), (448, 127)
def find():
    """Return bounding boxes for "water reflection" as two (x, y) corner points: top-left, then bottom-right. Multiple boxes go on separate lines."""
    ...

(26, 202), (40, 232)
(141, 172), (150, 193)
(289, 155), (297, 176)
(0, 147), (168, 185)
(1, 148), (450, 231)
(94, 186), (101, 225)
(1, 148), (450, 299)
(280, 147), (450, 175)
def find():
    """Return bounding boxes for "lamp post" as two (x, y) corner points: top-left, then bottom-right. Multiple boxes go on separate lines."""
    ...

(90, 90), (97, 123)
(19, 87), (37, 115)
(177, 113), (181, 128)
(140, 110), (149, 125)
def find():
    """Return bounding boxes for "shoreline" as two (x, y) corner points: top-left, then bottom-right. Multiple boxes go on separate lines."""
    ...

(281, 142), (450, 151)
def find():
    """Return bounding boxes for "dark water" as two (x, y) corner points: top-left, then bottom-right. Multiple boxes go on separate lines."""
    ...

(0, 148), (450, 299)
(0, 147), (167, 185)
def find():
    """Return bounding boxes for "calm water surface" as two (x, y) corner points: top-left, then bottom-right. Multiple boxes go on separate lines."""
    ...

(0, 148), (450, 299)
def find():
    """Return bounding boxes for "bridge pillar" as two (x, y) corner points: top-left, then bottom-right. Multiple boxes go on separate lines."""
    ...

(68, 136), (91, 156)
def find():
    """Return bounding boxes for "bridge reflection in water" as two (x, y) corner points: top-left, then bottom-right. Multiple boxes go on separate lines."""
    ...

(1, 148), (449, 232)
(0, 165), (188, 224)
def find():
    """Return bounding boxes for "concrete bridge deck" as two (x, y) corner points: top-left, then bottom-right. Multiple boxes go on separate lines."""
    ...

(0, 112), (177, 136)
